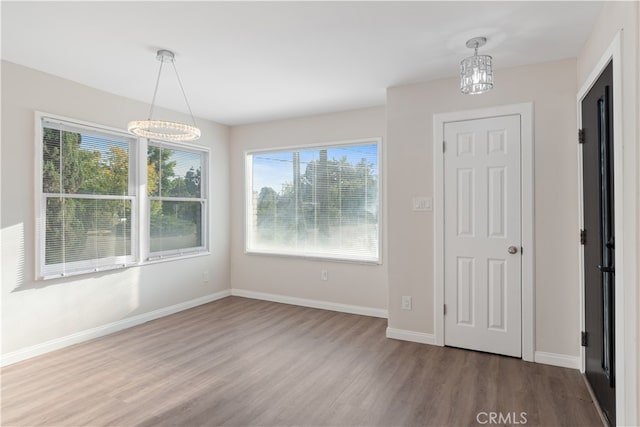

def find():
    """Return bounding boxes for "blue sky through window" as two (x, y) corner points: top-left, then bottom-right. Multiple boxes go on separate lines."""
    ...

(251, 143), (378, 193)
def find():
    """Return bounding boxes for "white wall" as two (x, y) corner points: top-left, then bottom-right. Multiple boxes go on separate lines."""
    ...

(1, 61), (231, 357)
(229, 107), (387, 313)
(576, 2), (639, 424)
(386, 59), (580, 358)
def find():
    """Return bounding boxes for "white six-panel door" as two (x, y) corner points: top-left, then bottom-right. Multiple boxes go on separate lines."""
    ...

(444, 115), (522, 357)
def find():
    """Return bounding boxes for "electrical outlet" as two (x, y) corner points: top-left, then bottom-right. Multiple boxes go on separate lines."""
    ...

(202, 271), (209, 282)
(402, 296), (412, 310)
(321, 270), (328, 281)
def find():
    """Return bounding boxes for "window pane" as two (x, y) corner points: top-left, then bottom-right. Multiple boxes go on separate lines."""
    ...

(147, 145), (202, 198)
(45, 197), (132, 265)
(42, 127), (63, 193)
(248, 142), (379, 261)
(150, 200), (202, 253)
(42, 125), (130, 196)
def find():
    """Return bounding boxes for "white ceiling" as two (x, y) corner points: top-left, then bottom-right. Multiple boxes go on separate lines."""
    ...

(2, 1), (603, 126)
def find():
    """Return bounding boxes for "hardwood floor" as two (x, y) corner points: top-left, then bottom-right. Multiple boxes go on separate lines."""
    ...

(2, 296), (601, 426)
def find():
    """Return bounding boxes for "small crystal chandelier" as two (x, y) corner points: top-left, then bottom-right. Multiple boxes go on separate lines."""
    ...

(460, 37), (494, 95)
(128, 49), (201, 142)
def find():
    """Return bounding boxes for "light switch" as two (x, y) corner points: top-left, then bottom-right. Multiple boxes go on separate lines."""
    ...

(412, 196), (432, 211)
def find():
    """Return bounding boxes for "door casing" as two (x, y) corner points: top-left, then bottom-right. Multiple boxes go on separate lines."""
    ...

(434, 103), (535, 362)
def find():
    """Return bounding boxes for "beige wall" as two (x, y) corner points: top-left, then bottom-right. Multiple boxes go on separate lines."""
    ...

(576, 2), (639, 424)
(386, 59), (580, 357)
(1, 61), (231, 355)
(229, 107), (388, 311)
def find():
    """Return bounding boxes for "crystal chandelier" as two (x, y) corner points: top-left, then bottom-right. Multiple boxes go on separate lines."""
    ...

(128, 49), (201, 142)
(460, 37), (494, 95)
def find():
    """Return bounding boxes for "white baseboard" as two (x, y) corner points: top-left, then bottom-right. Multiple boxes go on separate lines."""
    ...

(534, 351), (581, 369)
(384, 332), (579, 370)
(231, 288), (388, 319)
(386, 327), (437, 345)
(1, 290), (231, 367)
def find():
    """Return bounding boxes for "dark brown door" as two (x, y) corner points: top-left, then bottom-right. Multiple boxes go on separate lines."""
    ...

(581, 61), (615, 426)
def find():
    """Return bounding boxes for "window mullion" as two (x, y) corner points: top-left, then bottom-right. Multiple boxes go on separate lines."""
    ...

(138, 137), (149, 262)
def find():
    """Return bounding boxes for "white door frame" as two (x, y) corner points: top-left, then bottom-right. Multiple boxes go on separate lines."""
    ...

(577, 31), (637, 426)
(433, 103), (535, 362)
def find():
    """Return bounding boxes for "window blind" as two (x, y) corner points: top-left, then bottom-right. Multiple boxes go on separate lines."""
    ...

(147, 142), (207, 256)
(40, 117), (136, 278)
(246, 141), (380, 262)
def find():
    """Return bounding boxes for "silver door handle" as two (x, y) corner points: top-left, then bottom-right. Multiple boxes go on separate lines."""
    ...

(508, 246), (518, 254)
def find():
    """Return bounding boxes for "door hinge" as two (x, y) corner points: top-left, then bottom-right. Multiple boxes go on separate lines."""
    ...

(443, 304), (447, 315)
(580, 229), (587, 245)
(578, 128), (585, 144)
(581, 331), (588, 347)
(443, 140), (446, 153)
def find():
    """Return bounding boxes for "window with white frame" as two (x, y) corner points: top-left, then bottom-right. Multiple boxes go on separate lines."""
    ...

(147, 141), (207, 257)
(37, 114), (210, 279)
(245, 139), (380, 263)
(39, 116), (137, 278)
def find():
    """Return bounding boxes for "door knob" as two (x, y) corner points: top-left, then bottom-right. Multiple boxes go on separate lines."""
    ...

(508, 246), (518, 254)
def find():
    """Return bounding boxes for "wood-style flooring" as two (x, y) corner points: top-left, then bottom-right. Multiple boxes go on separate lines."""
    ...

(1, 296), (602, 426)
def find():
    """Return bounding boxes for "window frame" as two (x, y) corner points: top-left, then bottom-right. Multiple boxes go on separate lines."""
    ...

(244, 137), (382, 264)
(36, 113), (139, 279)
(35, 112), (211, 280)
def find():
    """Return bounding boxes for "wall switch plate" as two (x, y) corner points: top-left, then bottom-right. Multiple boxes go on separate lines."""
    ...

(402, 296), (412, 310)
(412, 196), (432, 211)
(321, 270), (328, 281)
(202, 271), (209, 282)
